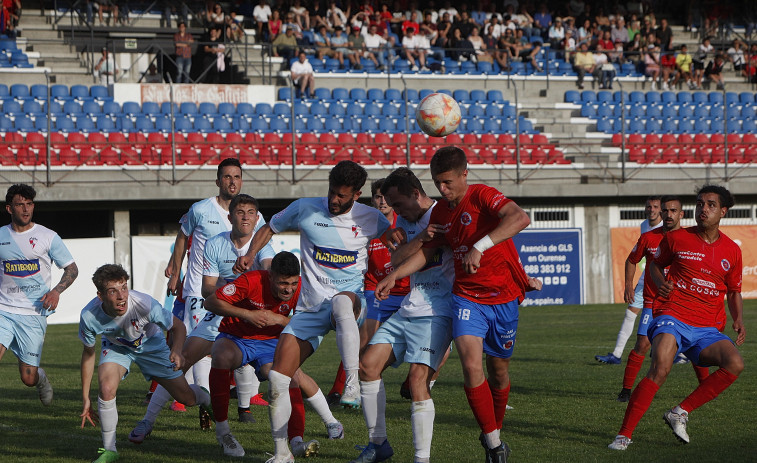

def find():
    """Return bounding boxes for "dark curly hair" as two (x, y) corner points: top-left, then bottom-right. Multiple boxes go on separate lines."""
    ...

(92, 264), (130, 293)
(329, 160), (368, 191)
(697, 185), (735, 210)
(6, 184), (36, 205)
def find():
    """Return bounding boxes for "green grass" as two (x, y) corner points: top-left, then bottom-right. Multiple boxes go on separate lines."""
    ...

(1, 302), (755, 462)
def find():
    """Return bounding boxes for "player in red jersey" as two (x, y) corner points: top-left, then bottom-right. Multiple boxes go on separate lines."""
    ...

(609, 185), (745, 451)
(616, 196), (710, 402)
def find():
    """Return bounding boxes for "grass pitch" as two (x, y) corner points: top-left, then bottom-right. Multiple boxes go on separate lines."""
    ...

(1, 302), (755, 462)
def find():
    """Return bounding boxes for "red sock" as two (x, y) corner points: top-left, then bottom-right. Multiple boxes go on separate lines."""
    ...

(209, 367), (231, 423)
(149, 379), (159, 393)
(288, 388), (306, 441)
(623, 350), (646, 390)
(490, 383), (510, 430)
(464, 379), (498, 434)
(618, 377), (660, 438)
(692, 364), (710, 384)
(229, 369), (236, 386)
(679, 368), (738, 413)
(329, 361), (346, 395)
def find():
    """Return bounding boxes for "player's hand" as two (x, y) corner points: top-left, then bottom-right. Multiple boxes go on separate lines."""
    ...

(463, 249), (483, 274)
(526, 276), (542, 292)
(657, 280), (674, 298)
(233, 256), (254, 275)
(80, 399), (98, 428)
(419, 224), (446, 242)
(623, 284), (635, 304)
(385, 228), (407, 251)
(169, 351), (185, 371)
(375, 275), (396, 301)
(245, 310), (268, 328)
(40, 289), (61, 312)
(733, 320), (746, 346)
(166, 273), (181, 296)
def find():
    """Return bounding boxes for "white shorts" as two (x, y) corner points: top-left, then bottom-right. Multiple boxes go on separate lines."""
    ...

(0, 310), (47, 366)
(282, 292), (366, 351)
(188, 310), (222, 342)
(370, 313), (452, 371)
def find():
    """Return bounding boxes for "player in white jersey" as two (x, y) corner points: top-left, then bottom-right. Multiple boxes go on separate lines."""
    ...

(596, 196), (662, 365)
(0, 184), (78, 406)
(130, 194), (275, 443)
(233, 160), (400, 463)
(352, 167), (455, 463)
(79, 264), (213, 463)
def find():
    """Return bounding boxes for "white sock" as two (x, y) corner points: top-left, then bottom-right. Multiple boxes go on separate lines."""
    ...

(429, 380), (436, 389)
(143, 385), (172, 423)
(332, 294), (360, 372)
(184, 365), (195, 385)
(193, 356), (211, 391)
(235, 364), (257, 408)
(98, 396), (118, 452)
(268, 370), (292, 457)
(411, 399), (435, 460)
(36, 368), (48, 387)
(613, 309), (638, 358)
(305, 388), (338, 425)
(290, 436), (303, 446)
(484, 429), (501, 449)
(216, 419), (230, 438)
(190, 383), (210, 406)
(360, 379), (386, 445)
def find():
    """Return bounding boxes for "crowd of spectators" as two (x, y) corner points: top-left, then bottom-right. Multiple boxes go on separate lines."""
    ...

(1, 0), (21, 38)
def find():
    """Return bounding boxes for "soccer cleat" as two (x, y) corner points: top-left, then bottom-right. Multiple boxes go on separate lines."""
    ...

(340, 382), (361, 409)
(265, 453), (295, 463)
(199, 404), (214, 431)
(170, 400), (187, 412)
(616, 388), (632, 402)
(217, 432), (245, 457)
(36, 368), (53, 406)
(128, 419), (153, 444)
(238, 407), (256, 423)
(326, 391), (342, 406)
(608, 435), (631, 450)
(250, 392), (269, 406)
(92, 448), (119, 463)
(488, 442), (511, 463)
(595, 353), (621, 365)
(326, 421), (345, 439)
(674, 353), (691, 365)
(349, 440), (394, 463)
(292, 438), (320, 457)
(663, 409), (690, 443)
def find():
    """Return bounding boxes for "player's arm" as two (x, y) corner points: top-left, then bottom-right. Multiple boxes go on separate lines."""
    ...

(80, 344), (98, 428)
(233, 223), (275, 274)
(390, 223), (445, 267)
(204, 293), (272, 328)
(376, 247), (434, 300)
(201, 274), (221, 299)
(166, 231), (188, 295)
(727, 290), (745, 345)
(166, 316), (187, 370)
(41, 262), (78, 312)
(464, 201), (531, 274)
(624, 258), (638, 303)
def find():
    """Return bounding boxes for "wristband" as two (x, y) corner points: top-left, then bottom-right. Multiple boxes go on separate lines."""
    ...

(472, 234), (494, 254)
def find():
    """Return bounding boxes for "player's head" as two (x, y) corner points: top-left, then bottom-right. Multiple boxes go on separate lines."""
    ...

(380, 167), (428, 222)
(269, 251), (300, 302)
(370, 178), (393, 218)
(645, 195), (661, 222)
(695, 185), (734, 228)
(429, 146), (468, 205)
(327, 160), (367, 215)
(228, 194), (259, 237)
(5, 184), (36, 228)
(216, 158), (243, 201)
(92, 264), (130, 317)
(660, 195), (684, 231)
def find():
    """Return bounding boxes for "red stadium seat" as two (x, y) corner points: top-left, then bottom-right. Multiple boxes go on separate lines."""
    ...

(628, 147), (644, 163)
(88, 132), (107, 151)
(99, 147), (120, 165)
(4, 132), (24, 150)
(478, 148), (496, 164)
(497, 134), (515, 146)
(68, 132), (87, 151)
(387, 147), (406, 164)
(445, 133), (463, 145)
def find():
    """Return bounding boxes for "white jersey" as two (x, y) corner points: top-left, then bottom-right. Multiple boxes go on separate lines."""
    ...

(203, 231), (276, 283)
(634, 219), (663, 291)
(78, 290), (172, 353)
(0, 223), (75, 317)
(396, 202), (454, 318)
(180, 197), (266, 298)
(269, 197), (391, 312)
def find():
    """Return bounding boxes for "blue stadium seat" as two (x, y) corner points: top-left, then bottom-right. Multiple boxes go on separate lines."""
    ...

(213, 118), (233, 132)
(134, 115), (154, 132)
(0, 84), (8, 98)
(419, 89), (434, 100)
(174, 116), (193, 132)
(270, 117), (288, 132)
(627, 119), (643, 133)
(453, 90), (470, 103)
(629, 105), (644, 118)
(11, 53), (32, 68)
(254, 103), (272, 116)
(80, 101), (100, 115)
(364, 102), (381, 116)
(597, 91), (612, 103)
(469, 89), (486, 104)
(350, 88), (367, 102)
(76, 116), (96, 133)
(361, 117), (378, 132)
(306, 117), (325, 132)
(24, 101), (43, 115)
(314, 88), (331, 102)
(742, 119), (756, 132)
(90, 85), (109, 100)
(612, 91), (629, 103)
(692, 92), (708, 104)
(328, 104), (346, 116)
(725, 92), (738, 105)
(324, 118), (343, 133)
(678, 104), (694, 118)
(236, 102), (254, 115)
(199, 102), (217, 114)
(178, 102), (197, 115)
(34, 116), (49, 131)
(645, 119), (662, 133)
(487, 90), (504, 104)
(483, 119), (500, 132)
(154, 116), (172, 132)
(580, 91), (597, 103)
(30, 84), (47, 100)
(310, 102), (328, 116)
(596, 119), (612, 133)
(15, 115), (33, 131)
(324, 58), (341, 73)
(501, 119), (516, 133)
(466, 118), (484, 133)
(662, 105), (677, 118)
(70, 85), (90, 101)
(63, 101), (82, 115)
(278, 87), (292, 101)
(597, 105), (612, 118)
(477, 61), (493, 74)
(580, 104), (597, 118)
(710, 120), (724, 133)
(646, 92), (661, 104)
(142, 101), (160, 115)
(346, 104), (362, 116)
(565, 90), (580, 104)
(293, 117), (306, 132)
(44, 101), (63, 114)
(97, 117), (116, 132)
(273, 102), (289, 116)
(332, 88), (349, 102)
(294, 102), (309, 116)
(250, 117), (269, 132)
(378, 118), (397, 133)
(385, 88), (402, 103)
(708, 92), (724, 104)
(233, 116), (250, 132)
(102, 101), (120, 115)
(629, 91), (645, 103)
(678, 119), (694, 133)
(382, 105), (399, 117)
(50, 84), (70, 102)
(485, 104), (502, 117)
(123, 101), (141, 116)
(194, 117), (212, 132)
(468, 105), (485, 118)
(661, 119), (676, 133)
(368, 88), (385, 103)
(393, 59), (410, 73)
(55, 117), (75, 132)
(218, 102), (235, 116)
(10, 84), (29, 99)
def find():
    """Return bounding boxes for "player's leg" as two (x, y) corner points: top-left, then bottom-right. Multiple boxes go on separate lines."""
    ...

(618, 307), (653, 401)
(408, 363), (435, 463)
(208, 335), (246, 456)
(97, 361), (128, 457)
(329, 291), (364, 408)
(1, 311), (53, 404)
(293, 369), (343, 439)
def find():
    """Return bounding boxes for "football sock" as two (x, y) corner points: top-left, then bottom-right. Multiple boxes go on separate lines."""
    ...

(209, 367), (231, 423)
(411, 399), (434, 460)
(483, 429), (501, 450)
(190, 383), (210, 406)
(332, 294), (360, 373)
(429, 380), (436, 390)
(149, 379), (159, 393)
(305, 388), (339, 425)
(618, 377), (660, 438)
(234, 364), (255, 408)
(464, 379), (498, 435)
(35, 368), (48, 387)
(623, 350), (646, 390)
(193, 356), (211, 391)
(184, 365), (195, 386)
(613, 309), (638, 358)
(360, 379), (387, 445)
(329, 361), (346, 395)
(692, 364), (710, 384)
(216, 419), (230, 438)
(268, 370), (293, 457)
(490, 383), (510, 429)
(288, 388), (306, 441)
(98, 396), (118, 452)
(144, 385), (172, 423)
(679, 368), (738, 413)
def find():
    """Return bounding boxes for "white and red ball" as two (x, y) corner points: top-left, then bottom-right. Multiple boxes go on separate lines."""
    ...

(415, 92), (462, 137)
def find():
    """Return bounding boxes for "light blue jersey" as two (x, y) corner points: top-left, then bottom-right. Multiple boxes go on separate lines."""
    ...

(395, 202), (454, 318)
(203, 231), (275, 284)
(0, 224), (75, 317)
(269, 197), (391, 312)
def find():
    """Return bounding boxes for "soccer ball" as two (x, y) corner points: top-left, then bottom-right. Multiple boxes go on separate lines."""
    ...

(415, 93), (462, 137)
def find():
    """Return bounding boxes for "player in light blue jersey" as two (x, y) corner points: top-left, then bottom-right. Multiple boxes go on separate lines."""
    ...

(352, 167), (455, 463)
(79, 264), (213, 463)
(0, 184), (78, 406)
(233, 161), (402, 463)
(131, 194), (275, 443)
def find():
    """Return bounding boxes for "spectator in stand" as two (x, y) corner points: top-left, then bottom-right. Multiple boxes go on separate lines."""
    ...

(609, 40), (625, 64)
(577, 18), (592, 46)
(561, 29), (576, 61)
(351, 10), (370, 32)
(331, 26), (359, 69)
(484, 15), (504, 40)
(94, 47), (118, 85)
(451, 11), (475, 41)
(370, 11), (388, 37)
(448, 27), (474, 62)
(644, 43), (661, 90)
(627, 18), (640, 42)
(290, 50), (315, 98)
(564, 17), (578, 40)
(626, 32), (642, 64)
(290, 0), (310, 30)
(439, 0), (458, 22)
(402, 11), (420, 35)
(469, 26), (492, 63)
(598, 30), (613, 51)
(436, 11), (452, 47)
(705, 53), (726, 89)
(692, 37), (713, 89)
(568, 0), (586, 18)
(310, 0), (328, 31)
(726, 40), (746, 77)
(272, 26), (297, 63)
(264, 11), (281, 41)
(320, 0), (348, 31)
(405, 1), (423, 23)
(420, 12), (439, 46)
(94, 0), (119, 26)
(494, 33), (511, 70)
(573, 42), (594, 89)
(401, 27), (428, 70)
(675, 44), (694, 89)
(347, 25), (366, 70)
(252, 0), (271, 42)
(639, 15), (654, 40)
(174, 22), (194, 83)
(533, 3), (552, 37)
(314, 24), (337, 60)
(660, 49), (677, 90)
(595, 7), (610, 29)
(514, 5), (536, 37)
(282, 15), (305, 43)
(203, 27), (225, 83)
(226, 13), (245, 42)
(144, 64), (163, 83)
(548, 17), (565, 48)
(515, 28), (543, 71)
(611, 17), (629, 44)
(208, 3), (225, 26)
(655, 18), (672, 52)
(363, 23), (395, 71)
(747, 43), (757, 83)
(593, 43), (613, 89)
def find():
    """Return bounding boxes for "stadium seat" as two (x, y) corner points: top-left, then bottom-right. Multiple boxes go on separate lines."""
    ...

(199, 102), (217, 115)
(278, 87), (293, 101)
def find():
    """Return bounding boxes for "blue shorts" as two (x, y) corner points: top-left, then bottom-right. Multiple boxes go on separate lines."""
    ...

(452, 295), (519, 359)
(99, 336), (183, 381)
(370, 313), (452, 371)
(172, 298), (185, 320)
(188, 310), (222, 342)
(282, 293), (366, 352)
(637, 307), (653, 336)
(0, 311), (47, 366)
(629, 282), (644, 310)
(647, 315), (733, 367)
(217, 333), (278, 381)
(365, 291), (404, 323)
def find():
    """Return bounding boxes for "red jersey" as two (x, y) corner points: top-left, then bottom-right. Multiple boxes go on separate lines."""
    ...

(652, 227), (742, 329)
(627, 227), (667, 307)
(423, 184), (529, 304)
(217, 270), (301, 340)
(364, 212), (411, 295)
